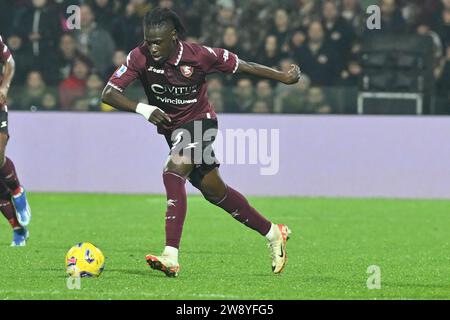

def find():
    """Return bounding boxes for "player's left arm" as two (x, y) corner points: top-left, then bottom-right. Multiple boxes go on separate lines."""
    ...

(0, 56), (15, 105)
(237, 59), (301, 85)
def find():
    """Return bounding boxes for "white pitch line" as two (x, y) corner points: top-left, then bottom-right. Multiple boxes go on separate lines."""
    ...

(0, 290), (238, 299)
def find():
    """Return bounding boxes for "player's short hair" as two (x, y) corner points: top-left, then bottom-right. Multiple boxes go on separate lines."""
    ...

(143, 7), (186, 36)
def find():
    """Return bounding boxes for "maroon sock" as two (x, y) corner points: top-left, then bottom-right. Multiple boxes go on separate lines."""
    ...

(213, 186), (272, 236)
(163, 171), (187, 249)
(0, 197), (21, 229)
(0, 157), (21, 193)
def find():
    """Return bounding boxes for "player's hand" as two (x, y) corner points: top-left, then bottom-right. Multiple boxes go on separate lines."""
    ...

(282, 64), (301, 85)
(149, 108), (171, 126)
(136, 102), (171, 126)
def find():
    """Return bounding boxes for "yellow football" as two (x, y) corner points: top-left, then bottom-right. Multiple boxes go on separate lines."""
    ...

(65, 242), (105, 277)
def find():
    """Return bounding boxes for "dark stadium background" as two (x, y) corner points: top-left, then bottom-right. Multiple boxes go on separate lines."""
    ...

(0, 0), (449, 301)
(0, 0), (448, 115)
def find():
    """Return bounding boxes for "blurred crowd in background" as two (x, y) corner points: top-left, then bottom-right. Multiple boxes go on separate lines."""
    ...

(0, 0), (449, 114)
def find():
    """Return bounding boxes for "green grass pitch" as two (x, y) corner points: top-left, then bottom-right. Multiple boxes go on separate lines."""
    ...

(0, 193), (449, 300)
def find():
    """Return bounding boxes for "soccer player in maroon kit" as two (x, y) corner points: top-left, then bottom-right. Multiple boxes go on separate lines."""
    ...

(102, 8), (301, 277)
(0, 35), (32, 246)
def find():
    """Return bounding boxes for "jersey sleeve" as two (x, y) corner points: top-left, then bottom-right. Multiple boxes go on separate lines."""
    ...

(107, 49), (141, 92)
(198, 45), (239, 74)
(0, 35), (12, 63)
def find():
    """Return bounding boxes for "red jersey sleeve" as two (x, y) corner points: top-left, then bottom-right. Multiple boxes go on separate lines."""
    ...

(0, 35), (12, 63)
(107, 48), (142, 92)
(198, 45), (239, 74)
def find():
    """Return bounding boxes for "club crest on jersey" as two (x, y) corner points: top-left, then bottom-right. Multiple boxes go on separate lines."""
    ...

(114, 64), (127, 78)
(180, 65), (194, 78)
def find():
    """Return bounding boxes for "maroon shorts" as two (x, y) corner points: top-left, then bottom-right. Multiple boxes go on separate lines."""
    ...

(164, 118), (220, 189)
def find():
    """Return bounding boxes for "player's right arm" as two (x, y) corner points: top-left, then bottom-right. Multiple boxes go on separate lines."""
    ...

(0, 36), (15, 105)
(237, 60), (301, 85)
(101, 85), (170, 125)
(101, 50), (170, 125)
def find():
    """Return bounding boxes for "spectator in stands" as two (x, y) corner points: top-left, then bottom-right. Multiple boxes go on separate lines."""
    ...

(201, 0), (239, 48)
(435, 5), (450, 46)
(18, 0), (61, 83)
(209, 90), (225, 113)
(289, 0), (322, 30)
(341, 0), (365, 37)
(207, 76), (224, 94)
(406, 0), (443, 29)
(90, 0), (118, 32)
(220, 26), (245, 58)
(272, 8), (291, 54)
(275, 75), (311, 114)
(59, 56), (92, 110)
(54, 33), (89, 84)
(103, 49), (128, 82)
(254, 34), (286, 87)
(74, 4), (116, 75)
(303, 87), (332, 114)
(230, 78), (255, 113)
(73, 73), (105, 111)
(14, 70), (58, 111)
(178, 0), (210, 39)
(255, 80), (274, 112)
(251, 100), (271, 113)
(294, 20), (340, 86)
(350, 39), (363, 58)
(4, 35), (31, 85)
(111, 1), (143, 52)
(321, 0), (355, 69)
(129, 0), (152, 18)
(257, 35), (285, 70)
(40, 91), (58, 111)
(436, 44), (450, 94)
(289, 29), (307, 52)
(56, 0), (83, 11)
(207, 76), (231, 111)
(434, 43), (450, 113)
(237, 0), (275, 55)
(339, 59), (362, 86)
(0, 1), (11, 36)
(416, 23), (444, 60)
(378, 0), (407, 33)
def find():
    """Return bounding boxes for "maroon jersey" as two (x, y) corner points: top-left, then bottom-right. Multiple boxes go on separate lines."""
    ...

(107, 40), (239, 134)
(0, 35), (12, 110)
(0, 35), (12, 64)
(0, 35), (12, 85)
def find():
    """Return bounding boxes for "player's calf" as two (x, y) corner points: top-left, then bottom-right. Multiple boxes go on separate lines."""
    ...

(0, 157), (31, 227)
(0, 195), (30, 246)
(202, 182), (292, 274)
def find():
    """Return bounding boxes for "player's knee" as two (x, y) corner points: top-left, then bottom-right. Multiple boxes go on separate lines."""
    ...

(201, 186), (227, 204)
(202, 192), (222, 204)
(164, 156), (193, 178)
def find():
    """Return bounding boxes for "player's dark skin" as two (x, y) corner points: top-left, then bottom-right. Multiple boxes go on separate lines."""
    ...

(0, 56), (15, 168)
(102, 23), (301, 202)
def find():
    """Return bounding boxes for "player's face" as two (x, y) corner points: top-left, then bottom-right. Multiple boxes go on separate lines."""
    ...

(144, 25), (177, 64)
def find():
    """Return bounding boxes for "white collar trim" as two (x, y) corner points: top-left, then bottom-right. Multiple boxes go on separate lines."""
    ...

(174, 41), (184, 66)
